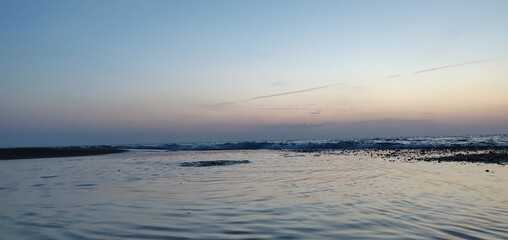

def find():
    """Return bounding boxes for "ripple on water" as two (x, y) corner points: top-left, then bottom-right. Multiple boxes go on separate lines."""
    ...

(16, 220), (67, 229)
(0, 150), (507, 239)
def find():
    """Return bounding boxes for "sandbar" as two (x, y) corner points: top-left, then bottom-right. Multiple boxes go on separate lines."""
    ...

(0, 147), (126, 160)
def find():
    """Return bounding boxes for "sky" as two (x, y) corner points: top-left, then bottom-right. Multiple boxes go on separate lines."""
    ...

(1, 0), (508, 147)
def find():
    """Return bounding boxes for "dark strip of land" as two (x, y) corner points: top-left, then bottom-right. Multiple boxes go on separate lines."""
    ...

(0, 147), (126, 160)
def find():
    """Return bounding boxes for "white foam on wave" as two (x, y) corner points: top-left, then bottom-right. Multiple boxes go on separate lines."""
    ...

(116, 135), (508, 151)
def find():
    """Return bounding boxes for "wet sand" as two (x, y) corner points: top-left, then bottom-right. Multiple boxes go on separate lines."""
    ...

(0, 147), (126, 160)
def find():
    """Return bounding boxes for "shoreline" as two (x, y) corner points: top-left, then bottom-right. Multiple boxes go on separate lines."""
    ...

(1, 146), (507, 164)
(0, 147), (127, 160)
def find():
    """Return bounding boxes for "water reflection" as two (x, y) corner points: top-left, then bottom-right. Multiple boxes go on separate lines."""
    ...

(0, 150), (507, 239)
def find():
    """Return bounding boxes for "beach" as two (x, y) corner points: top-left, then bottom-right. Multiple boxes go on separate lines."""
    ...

(1, 148), (507, 239)
(2, 0), (507, 238)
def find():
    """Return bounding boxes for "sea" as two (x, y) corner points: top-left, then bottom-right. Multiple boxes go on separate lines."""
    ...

(1, 135), (507, 239)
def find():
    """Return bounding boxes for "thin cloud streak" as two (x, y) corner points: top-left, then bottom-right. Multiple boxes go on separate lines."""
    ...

(386, 74), (403, 78)
(413, 59), (493, 74)
(308, 110), (321, 115)
(210, 84), (342, 107)
(255, 107), (311, 111)
(261, 118), (436, 129)
(386, 59), (496, 78)
(270, 81), (287, 86)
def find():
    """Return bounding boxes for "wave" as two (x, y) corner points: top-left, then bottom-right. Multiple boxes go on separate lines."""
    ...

(116, 135), (508, 151)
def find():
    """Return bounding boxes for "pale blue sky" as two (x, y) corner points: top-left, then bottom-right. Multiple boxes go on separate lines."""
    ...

(1, 0), (508, 147)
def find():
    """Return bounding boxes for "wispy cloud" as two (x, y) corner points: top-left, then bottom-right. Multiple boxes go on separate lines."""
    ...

(413, 59), (493, 74)
(308, 110), (321, 115)
(262, 118), (436, 129)
(255, 107), (311, 111)
(386, 59), (496, 78)
(345, 118), (435, 125)
(209, 83), (342, 107)
(270, 81), (287, 86)
(386, 74), (403, 78)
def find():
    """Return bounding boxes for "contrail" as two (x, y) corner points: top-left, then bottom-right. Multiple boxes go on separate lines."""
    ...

(386, 74), (403, 78)
(413, 59), (492, 74)
(386, 59), (496, 78)
(210, 83), (342, 107)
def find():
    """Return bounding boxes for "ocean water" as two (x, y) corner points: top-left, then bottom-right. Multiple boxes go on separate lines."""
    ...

(118, 134), (508, 151)
(1, 148), (507, 239)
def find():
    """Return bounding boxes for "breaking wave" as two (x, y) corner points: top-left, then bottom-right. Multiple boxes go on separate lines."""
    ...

(116, 135), (508, 151)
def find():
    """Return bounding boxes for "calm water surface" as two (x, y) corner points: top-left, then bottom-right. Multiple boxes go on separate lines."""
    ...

(1, 150), (507, 239)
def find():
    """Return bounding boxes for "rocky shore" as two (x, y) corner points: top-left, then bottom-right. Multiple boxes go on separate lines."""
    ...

(289, 146), (508, 165)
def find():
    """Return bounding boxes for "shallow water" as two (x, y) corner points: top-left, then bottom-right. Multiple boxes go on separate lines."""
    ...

(1, 150), (507, 239)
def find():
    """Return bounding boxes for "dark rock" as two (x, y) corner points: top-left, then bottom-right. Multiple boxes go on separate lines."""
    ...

(179, 160), (251, 167)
